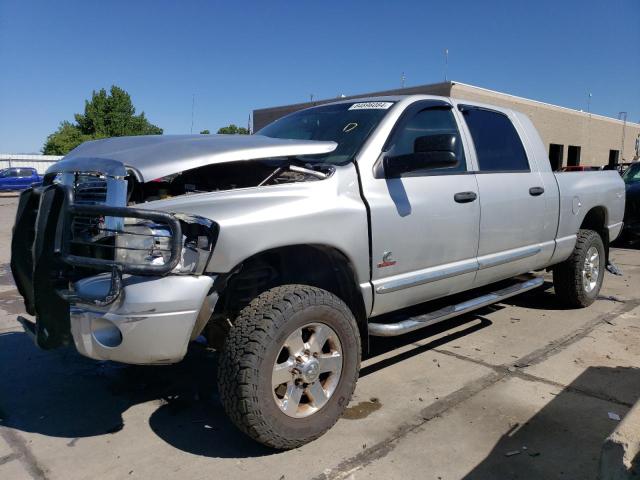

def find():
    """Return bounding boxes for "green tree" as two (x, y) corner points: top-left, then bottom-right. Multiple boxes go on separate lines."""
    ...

(43, 85), (162, 155)
(42, 121), (93, 156)
(199, 129), (210, 134)
(217, 124), (249, 135)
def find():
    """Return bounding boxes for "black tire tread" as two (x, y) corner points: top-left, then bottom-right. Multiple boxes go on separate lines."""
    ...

(553, 229), (604, 308)
(217, 284), (360, 450)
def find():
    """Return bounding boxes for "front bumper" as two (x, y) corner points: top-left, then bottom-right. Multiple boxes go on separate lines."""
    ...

(70, 273), (216, 364)
(11, 182), (218, 358)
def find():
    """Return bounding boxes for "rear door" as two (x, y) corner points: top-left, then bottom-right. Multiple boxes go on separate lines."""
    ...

(26, 169), (39, 187)
(457, 105), (550, 287)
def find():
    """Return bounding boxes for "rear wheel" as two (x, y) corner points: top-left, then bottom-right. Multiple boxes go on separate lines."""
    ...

(217, 285), (360, 449)
(553, 229), (605, 308)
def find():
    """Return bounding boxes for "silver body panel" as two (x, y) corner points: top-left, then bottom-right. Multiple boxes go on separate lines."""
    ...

(54, 134), (337, 182)
(52, 94), (625, 364)
(70, 273), (215, 364)
(136, 163), (372, 306)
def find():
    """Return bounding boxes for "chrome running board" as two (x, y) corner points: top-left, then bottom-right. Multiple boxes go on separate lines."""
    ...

(368, 276), (544, 337)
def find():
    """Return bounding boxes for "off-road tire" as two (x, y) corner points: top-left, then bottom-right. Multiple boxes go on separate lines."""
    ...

(553, 229), (605, 308)
(217, 284), (361, 449)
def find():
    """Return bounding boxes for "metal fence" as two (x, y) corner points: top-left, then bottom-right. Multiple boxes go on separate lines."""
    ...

(0, 155), (62, 173)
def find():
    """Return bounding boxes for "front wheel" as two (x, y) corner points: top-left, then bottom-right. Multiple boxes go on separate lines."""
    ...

(553, 229), (605, 308)
(217, 285), (361, 449)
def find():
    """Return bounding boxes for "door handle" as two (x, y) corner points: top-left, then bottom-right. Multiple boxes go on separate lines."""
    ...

(529, 186), (545, 196)
(454, 191), (477, 203)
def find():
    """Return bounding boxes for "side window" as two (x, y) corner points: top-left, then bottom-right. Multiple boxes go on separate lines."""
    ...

(389, 107), (466, 173)
(10, 169), (20, 177)
(461, 107), (529, 172)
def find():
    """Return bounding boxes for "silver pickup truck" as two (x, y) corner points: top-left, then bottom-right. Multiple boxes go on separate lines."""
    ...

(11, 95), (625, 449)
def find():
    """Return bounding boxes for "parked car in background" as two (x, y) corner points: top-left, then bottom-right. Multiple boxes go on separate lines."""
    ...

(622, 161), (640, 238)
(613, 162), (640, 176)
(0, 168), (42, 190)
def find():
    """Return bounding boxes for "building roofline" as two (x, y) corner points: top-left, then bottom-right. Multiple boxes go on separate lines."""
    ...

(0, 154), (63, 160)
(450, 80), (639, 128)
(254, 79), (639, 128)
(252, 81), (454, 113)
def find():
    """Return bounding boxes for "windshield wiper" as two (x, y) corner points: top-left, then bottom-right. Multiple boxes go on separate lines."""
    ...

(258, 159), (331, 187)
(288, 165), (328, 179)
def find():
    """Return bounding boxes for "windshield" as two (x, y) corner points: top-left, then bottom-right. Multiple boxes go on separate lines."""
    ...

(257, 101), (395, 164)
(623, 163), (640, 184)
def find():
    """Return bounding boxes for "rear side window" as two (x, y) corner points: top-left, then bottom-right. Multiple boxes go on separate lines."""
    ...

(461, 107), (529, 172)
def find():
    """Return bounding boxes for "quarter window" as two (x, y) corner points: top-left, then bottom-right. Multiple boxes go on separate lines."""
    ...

(461, 108), (529, 172)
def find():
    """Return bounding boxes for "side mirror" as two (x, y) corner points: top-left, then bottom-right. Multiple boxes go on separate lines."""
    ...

(383, 133), (459, 177)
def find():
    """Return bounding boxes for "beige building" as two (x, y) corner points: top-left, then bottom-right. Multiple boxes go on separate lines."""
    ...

(253, 81), (640, 170)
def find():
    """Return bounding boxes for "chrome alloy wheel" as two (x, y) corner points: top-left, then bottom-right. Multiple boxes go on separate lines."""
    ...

(582, 246), (600, 293)
(272, 323), (343, 418)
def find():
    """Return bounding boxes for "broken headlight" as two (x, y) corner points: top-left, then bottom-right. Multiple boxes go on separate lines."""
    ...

(115, 213), (217, 275)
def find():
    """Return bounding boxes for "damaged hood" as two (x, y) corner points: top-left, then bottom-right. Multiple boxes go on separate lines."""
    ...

(48, 134), (338, 181)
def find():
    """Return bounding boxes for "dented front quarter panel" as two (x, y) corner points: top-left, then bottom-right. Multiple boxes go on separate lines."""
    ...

(137, 163), (371, 302)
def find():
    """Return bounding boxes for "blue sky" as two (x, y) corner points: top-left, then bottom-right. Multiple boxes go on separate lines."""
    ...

(0, 0), (638, 153)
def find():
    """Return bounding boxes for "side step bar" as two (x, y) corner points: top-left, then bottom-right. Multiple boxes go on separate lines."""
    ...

(368, 276), (544, 337)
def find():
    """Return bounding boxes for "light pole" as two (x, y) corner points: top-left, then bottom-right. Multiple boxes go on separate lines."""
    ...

(190, 94), (195, 134)
(444, 48), (449, 81)
(586, 92), (592, 164)
(618, 112), (628, 162)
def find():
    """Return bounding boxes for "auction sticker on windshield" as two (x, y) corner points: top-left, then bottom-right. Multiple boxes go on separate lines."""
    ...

(348, 102), (394, 110)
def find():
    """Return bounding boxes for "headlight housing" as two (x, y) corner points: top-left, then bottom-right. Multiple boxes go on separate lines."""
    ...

(115, 213), (217, 275)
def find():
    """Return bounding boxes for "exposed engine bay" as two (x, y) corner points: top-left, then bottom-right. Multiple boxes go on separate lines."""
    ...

(126, 158), (333, 204)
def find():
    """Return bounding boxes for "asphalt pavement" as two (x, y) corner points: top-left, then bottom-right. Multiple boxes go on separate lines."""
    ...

(0, 194), (638, 480)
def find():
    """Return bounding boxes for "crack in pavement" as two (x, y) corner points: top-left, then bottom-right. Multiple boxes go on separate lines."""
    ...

(312, 370), (506, 480)
(314, 298), (640, 480)
(435, 348), (634, 408)
(0, 427), (48, 480)
(506, 297), (640, 369)
(0, 452), (19, 465)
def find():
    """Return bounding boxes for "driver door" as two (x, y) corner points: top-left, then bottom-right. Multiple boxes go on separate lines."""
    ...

(362, 101), (481, 316)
